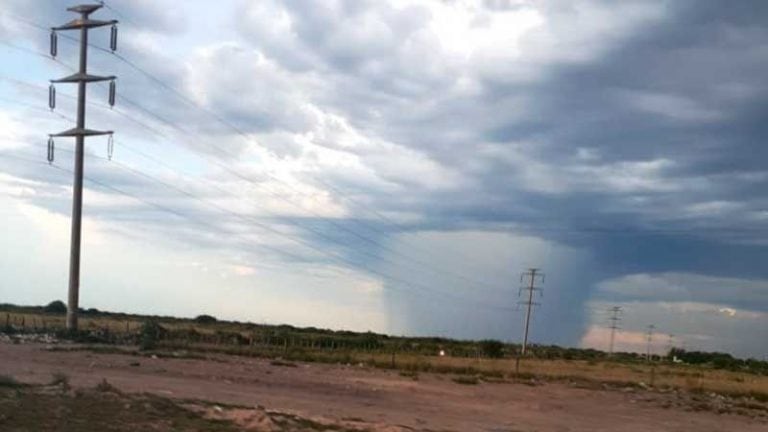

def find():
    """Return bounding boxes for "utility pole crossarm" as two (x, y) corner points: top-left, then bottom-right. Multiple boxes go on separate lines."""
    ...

(51, 128), (113, 137)
(48, 3), (118, 331)
(53, 18), (117, 31)
(52, 73), (115, 84)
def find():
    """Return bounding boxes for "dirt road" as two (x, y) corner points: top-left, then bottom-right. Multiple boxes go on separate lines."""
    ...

(0, 342), (765, 431)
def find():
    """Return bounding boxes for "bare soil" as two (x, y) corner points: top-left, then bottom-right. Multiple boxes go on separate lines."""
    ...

(0, 342), (766, 431)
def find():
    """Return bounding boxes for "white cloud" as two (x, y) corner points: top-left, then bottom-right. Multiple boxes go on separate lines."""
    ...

(621, 90), (725, 122)
(594, 272), (768, 312)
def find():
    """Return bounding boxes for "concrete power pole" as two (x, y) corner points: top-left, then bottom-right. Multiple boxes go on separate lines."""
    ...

(607, 306), (623, 356)
(48, 4), (118, 331)
(519, 268), (544, 356)
(666, 334), (675, 359)
(645, 324), (656, 362)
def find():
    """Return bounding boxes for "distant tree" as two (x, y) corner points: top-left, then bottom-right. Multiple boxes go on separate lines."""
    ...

(43, 300), (67, 314)
(193, 314), (217, 324)
(479, 339), (505, 358)
(139, 320), (164, 351)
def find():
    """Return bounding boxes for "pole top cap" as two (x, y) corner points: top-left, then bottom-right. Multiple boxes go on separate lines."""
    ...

(66, 4), (103, 15)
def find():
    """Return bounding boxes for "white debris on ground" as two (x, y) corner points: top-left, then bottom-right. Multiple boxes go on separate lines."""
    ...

(0, 332), (60, 344)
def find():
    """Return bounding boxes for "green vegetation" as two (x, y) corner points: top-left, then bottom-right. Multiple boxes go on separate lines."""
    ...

(270, 360), (298, 368)
(452, 375), (480, 385)
(1, 301), (767, 379)
(42, 300), (67, 314)
(480, 339), (505, 358)
(0, 375), (23, 389)
(193, 314), (217, 324)
(0, 385), (241, 432)
(139, 320), (164, 351)
(0, 379), (368, 432)
(669, 348), (768, 374)
(49, 372), (70, 390)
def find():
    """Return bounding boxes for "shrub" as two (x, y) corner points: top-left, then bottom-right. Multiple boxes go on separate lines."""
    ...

(95, 378), (120, 393)
(479, 339), (504, 359)
(43, 300), (67, 314)
(270, 360), (298, 368)
(193, 314), (217, 324)
(0, 375), (22, 388)
(50, 372), (70, 390)
(452, 376), (480, 385)
(139, 320), (164, 351)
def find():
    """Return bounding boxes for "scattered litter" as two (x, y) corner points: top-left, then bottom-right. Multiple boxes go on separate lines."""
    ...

(0, 333), (60, 344)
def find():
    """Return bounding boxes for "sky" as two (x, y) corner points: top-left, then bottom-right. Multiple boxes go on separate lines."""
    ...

(0, 0), (766, 359)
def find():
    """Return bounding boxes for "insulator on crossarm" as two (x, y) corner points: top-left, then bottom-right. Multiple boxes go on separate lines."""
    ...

(50, 31), (58, 58)
(108, 79), (116, 108)
(110, 24), (118, 52)
(48, 84), (56, 111)
(47, 137), (55, 165)
(107, 134), (114, 161)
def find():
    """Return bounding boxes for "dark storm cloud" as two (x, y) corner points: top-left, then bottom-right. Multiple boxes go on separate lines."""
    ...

(232, 0), (768, 340)
(312, 0), (768, 254)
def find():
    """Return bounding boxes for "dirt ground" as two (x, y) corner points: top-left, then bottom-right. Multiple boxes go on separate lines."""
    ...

(0, 342), (766, 431)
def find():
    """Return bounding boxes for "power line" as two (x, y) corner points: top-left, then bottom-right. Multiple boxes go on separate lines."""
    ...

(11, 7), (511, 282)
(518, 268), (543, 356)
(1, 81), (510, 298)
(0, 75), (520, 310)
(3, 35), (766, 304)
(0, 64), (511, 294)
(0, 148), (516, 314)
(95, 154), (516, 313)
(4, 13), (768, 239)
(6, 71), (765, 245)
(1, 82), (509, 310)
(99, 1), (140, 28)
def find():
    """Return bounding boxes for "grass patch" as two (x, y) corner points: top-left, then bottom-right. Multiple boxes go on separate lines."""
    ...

(452, 376), (480, 385)
(0, 386), (241, 432)
(49, 372), (70, 390)
(94, 378), (120, 393)
(0, 374), (23, 389)
(270, 360), (298, 368)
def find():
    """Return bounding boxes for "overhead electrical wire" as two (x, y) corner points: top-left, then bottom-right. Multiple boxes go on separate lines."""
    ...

(2, 10), (513, 284)
(2, 74), (513, 296)
(2, 13), (763, 303)
(0, 27), (513, 291)
(0, 148), (517, 313)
